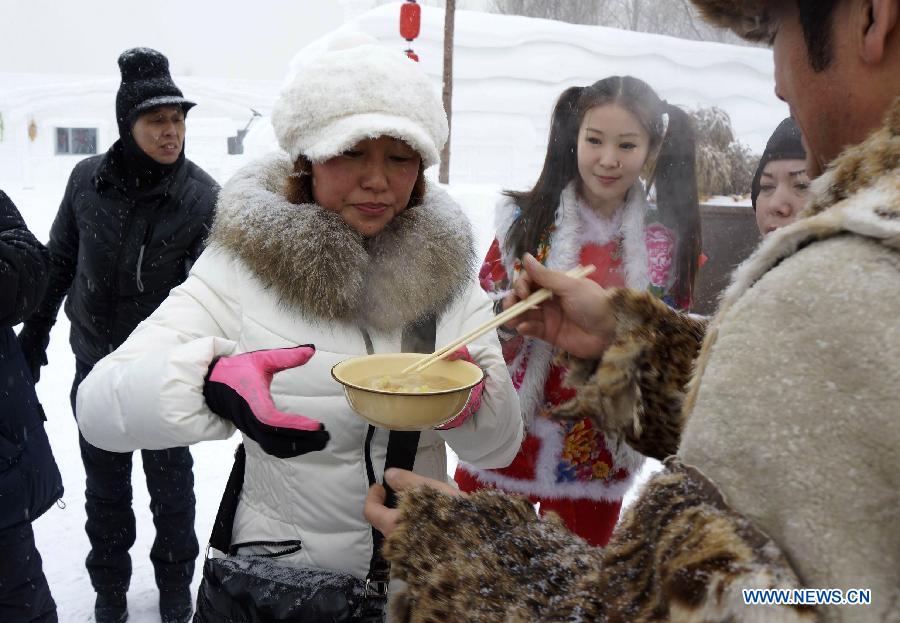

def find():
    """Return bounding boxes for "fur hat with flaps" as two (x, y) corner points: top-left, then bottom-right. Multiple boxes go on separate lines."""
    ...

(115, 47), (195, 137)
(689, 0), (777, 41)
(751, 117), (806, 209)
(271, 37), (448, 168)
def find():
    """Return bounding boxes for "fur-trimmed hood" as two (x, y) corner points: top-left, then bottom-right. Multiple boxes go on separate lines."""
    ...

(210, 152), (475, 333)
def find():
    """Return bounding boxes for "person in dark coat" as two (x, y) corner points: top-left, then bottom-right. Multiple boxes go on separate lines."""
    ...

(0, 189), (63, 623)
(17, 48), (219, 623)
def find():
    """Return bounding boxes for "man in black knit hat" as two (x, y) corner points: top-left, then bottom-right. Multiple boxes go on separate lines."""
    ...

(18, 47), (217, 623)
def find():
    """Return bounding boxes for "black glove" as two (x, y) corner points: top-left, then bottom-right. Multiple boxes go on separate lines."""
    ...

(17, 325), (49, 383)
(203, 345), (329, 459)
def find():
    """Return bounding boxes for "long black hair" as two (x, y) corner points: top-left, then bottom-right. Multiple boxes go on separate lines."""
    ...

(504, 75), (701, 307)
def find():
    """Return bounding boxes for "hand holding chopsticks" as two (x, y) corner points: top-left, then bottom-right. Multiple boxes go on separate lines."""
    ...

(401, 264), (597, 374)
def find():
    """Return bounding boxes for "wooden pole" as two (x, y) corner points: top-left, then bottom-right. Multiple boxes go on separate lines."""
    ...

(439, 0), (456, 184)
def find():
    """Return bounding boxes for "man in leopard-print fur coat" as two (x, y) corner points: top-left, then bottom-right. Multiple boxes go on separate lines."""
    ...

(365, 2), (900, 622)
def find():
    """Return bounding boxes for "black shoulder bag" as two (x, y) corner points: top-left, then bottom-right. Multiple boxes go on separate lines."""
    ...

(195, 317), (436, 623)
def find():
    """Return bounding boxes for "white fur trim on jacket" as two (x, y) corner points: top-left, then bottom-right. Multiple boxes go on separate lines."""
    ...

(467, 417), (643, 502)
(271, 43), (448, 167)
(462, 182), (649, 500)
(493, 181), (650, 428)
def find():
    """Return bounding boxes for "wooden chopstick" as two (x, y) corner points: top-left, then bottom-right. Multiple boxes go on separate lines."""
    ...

(400, 264), (596, 375)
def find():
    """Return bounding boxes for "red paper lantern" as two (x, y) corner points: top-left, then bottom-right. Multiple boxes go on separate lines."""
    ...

(399, 1), (421, 41)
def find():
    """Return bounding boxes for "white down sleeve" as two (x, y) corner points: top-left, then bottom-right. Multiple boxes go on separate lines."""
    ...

(76, 247), (242, 452)
(436, 279), (524, 469)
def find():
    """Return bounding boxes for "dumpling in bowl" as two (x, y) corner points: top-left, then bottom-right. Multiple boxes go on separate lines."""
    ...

(362, 373), (457, 393)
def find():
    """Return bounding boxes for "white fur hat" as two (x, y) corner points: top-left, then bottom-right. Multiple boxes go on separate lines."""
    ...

(271, 40), (448, 168)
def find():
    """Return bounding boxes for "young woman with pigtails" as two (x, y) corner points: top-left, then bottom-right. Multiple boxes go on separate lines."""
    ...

(454, 75), (701, 546)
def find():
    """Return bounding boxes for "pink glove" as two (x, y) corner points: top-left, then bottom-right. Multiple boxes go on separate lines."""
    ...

(204, 345), (329, 458)
(436, 346), (485, 430)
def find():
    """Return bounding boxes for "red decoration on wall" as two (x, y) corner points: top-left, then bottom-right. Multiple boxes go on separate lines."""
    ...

(400, 1), (420, 62)
(399, 1), (421, 40)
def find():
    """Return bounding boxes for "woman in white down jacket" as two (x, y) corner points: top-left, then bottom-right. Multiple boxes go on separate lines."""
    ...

(76, 39), (523, 605)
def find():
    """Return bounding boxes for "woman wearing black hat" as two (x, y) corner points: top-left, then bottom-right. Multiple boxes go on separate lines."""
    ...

(751, 117), (809, 235)
(17, 47), (218, 623)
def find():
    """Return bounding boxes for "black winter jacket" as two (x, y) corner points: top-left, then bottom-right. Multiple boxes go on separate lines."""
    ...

(0, 190), (63, 529)
(22, 147), (219, 367)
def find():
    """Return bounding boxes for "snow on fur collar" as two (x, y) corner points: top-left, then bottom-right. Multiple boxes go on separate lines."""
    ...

(684, 97), (900, 415)
(210, 152), (475, 332)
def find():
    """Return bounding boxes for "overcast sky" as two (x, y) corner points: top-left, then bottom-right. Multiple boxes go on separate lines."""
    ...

(0, 0), (347, 81)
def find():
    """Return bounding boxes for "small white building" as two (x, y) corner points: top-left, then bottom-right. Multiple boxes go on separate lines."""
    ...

(0, 73), (280, 190)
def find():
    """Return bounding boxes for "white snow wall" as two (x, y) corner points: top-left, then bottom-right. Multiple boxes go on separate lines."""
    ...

(283, 3), (788, 190)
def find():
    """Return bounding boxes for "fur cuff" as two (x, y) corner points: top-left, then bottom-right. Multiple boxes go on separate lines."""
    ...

(384, 488), (603, 623)
(382, 463), (814, 622)
(553, 289), (706, 460)
(568, 460), (818, 622)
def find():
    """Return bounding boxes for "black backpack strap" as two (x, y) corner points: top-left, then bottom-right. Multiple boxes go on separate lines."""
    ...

(382, 314), (434, 506)
(366, 430), (420, 592)
(381, 432), (420, 508)
(208, 443), (246, 554)
(361, 314), (435, 506)
(362, 314), (436, 602)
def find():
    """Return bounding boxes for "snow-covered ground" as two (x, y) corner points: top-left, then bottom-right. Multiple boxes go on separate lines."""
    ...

(9, 176), (661, 622)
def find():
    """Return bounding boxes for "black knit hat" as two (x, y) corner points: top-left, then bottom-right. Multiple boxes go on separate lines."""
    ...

(115, 47), (195, 137)
(751, 117), (806, 210)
